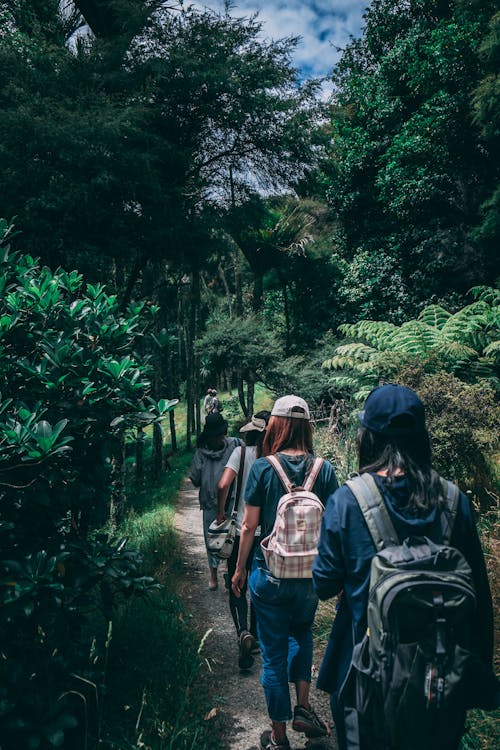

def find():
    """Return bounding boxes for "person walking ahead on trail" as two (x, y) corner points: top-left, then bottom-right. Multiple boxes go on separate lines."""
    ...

(217, 411), (271, 672)
(203, 388), (215, 415)
(232, 395), (338, 750)
(189, 413), (241, 591)
(312, 384), (496, 750)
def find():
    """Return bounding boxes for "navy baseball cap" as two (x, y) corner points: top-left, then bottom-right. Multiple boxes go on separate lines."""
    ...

(359, 384), (426, 434)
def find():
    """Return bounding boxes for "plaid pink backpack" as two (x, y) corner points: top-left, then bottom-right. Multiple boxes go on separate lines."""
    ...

(260, 455), (324, 579)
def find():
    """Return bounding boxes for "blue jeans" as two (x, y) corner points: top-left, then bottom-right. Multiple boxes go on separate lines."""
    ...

(249, 559), (319, 722)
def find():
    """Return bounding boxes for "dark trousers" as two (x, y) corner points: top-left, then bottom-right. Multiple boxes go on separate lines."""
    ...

(227, 535), (258, 638)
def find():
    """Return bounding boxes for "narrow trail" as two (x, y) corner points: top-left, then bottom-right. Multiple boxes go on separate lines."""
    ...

(174, 478), (338, 750)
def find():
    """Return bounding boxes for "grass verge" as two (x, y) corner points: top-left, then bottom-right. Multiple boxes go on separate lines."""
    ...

(99, 449), (220, 750)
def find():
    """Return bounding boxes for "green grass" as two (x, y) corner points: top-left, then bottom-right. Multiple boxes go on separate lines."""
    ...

(99, 448), (221, 750)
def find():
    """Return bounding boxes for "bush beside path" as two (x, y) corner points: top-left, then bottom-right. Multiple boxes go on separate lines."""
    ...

(174, 478), (337, 750)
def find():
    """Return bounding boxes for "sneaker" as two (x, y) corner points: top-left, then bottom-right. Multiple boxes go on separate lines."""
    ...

(250, 634), (261, 654)
(292, 704), (329, 738)
(238, 630), (255, 670)
(260, 730), (291, 750)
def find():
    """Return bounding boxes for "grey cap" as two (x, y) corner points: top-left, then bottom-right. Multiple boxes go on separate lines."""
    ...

(271, 395), (310, 420)
(240, 416), (267, 433)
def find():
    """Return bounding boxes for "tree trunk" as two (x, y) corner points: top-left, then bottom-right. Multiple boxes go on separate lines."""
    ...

(218, 260), (233, 318)
(247, 380), (255, 418)
(169, 410), (177, 452)
(109, 434), (126, 528)
(252, 272), (264, 312)
(152, 370), (163, 479)
(136, 425), (144, 479)
(237, 372), (249, 418)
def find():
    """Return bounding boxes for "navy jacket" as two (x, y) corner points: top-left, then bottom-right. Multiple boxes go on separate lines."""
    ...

(312, 474), (494, 695)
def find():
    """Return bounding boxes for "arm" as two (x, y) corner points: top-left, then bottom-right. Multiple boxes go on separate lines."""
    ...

(312, 493), (346, 601)
(231, 504), (260, 598)
(188, 450), (202, 487)
(216, 467), (237, 524)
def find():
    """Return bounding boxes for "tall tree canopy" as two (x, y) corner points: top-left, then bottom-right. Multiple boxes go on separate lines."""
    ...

(325, 0), (499, 320)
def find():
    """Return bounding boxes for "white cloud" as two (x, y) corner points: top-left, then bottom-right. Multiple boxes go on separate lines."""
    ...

(191, 1), (367, 79)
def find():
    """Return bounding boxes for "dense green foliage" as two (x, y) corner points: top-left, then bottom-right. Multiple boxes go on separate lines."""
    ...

(324, 0), (500, 319)
(0, 220), (172, 749)
(323, 286), (500, 398)
(0, 0), (498, 746)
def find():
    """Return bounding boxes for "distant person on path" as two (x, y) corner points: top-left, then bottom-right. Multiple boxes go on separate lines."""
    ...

(232, 395), (338, 750)
(203, 388), (215, 415)
(217, 411), (271, 671)
(211, 388), (222, 413)
(189, 413), (241, 590)
(312, 384), (496, 750)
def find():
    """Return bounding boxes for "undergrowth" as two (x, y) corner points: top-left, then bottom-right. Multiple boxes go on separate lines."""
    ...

(96, 448), (220, 750)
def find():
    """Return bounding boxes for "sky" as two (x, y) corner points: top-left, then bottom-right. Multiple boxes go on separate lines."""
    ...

(193, 1), (367, 82)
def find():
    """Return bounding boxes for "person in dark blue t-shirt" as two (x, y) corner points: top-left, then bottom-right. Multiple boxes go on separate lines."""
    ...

(312, 384), (495, 750)
(232, 395), (338, 750)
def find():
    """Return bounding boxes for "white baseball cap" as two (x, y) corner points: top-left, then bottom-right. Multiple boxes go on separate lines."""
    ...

(271, 395), (310, 420)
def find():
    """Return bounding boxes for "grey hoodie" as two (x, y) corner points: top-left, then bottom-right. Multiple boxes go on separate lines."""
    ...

(188, 437), (241, 510)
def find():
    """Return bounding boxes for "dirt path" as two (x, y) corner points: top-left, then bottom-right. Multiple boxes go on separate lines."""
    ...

(174, 478), (338, 750)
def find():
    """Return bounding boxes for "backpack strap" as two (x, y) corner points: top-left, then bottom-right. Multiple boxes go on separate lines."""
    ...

(439, 477), (459, 545)
(231, 445), (246, 518)
(346, 473), (400, 550)
(303, 457), (324, 492)
(266, 454), (293, 493)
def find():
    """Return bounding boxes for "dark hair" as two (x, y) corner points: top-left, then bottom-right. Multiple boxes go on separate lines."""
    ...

(262, 410), (313, 456)
(243, 410), (271, 457)
(357, 424), (444, 512)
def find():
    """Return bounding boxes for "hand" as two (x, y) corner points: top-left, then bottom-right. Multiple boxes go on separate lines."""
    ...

(216, 512), (226, 525)
(231, 566), (247, 598)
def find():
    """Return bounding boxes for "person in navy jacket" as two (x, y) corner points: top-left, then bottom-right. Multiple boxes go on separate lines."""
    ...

(312, 384), (495, 750)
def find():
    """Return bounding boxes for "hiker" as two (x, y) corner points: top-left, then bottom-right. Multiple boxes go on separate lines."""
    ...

(211, 388), (222, 413)
(216, 411), (271, 671)
(312, 383), (496, 750)
(203, 388), (215, 415)
(189, 413), (241, 591)
(231, 395), (338, 750)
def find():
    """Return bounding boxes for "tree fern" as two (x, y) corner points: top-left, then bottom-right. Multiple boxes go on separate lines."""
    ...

(418, 304), (451, 330)
(323, 287), (499, 394)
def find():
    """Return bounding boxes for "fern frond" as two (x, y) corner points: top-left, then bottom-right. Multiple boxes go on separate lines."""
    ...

(323, 343), (378, 370)
(432, 340), (478, 362)
(389, 321), (440, 354)
(483, 340), (500, 359)
(468, 286), (500, 306)
(418, 304), (451, 329)
(338, 320), (397, 348)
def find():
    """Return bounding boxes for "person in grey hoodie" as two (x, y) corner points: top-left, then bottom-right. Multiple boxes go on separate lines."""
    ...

(189, 412), (241, 590)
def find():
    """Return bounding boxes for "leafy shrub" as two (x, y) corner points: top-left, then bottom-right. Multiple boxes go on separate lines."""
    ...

(404, 371), (499, 503)
(0, 219), (167, 748)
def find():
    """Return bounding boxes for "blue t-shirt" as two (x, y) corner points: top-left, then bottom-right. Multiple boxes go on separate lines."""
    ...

(244, 452), (338, 537)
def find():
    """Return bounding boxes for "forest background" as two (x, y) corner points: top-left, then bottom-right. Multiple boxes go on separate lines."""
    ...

(0, 1), (498, 749)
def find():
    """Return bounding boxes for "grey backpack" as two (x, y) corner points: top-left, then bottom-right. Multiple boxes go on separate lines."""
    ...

(339, 473), (483, 750)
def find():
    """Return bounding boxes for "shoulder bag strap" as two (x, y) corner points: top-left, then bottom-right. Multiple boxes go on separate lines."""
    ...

(303, 457), (324, 493)
(231, 445), (246, 517)
(346, 473), (400, 550)
(439, 477), (459, 545)
(266, 454), (293, 493)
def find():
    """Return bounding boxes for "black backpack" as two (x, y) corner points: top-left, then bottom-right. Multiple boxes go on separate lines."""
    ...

(339, 473), (494, 750)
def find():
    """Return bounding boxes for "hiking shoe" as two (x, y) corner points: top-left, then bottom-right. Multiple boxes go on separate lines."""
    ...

(292, 704), (329, 738)
(250, 635), (261, 654)
(238, 630), (255, 670)
(260, 730), (291, 750)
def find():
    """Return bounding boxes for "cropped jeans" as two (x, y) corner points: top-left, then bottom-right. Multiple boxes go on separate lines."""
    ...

(249, 558), (319, 722)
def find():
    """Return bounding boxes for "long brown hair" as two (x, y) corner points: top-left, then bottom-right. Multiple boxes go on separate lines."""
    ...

(262, 413), (313, 456)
